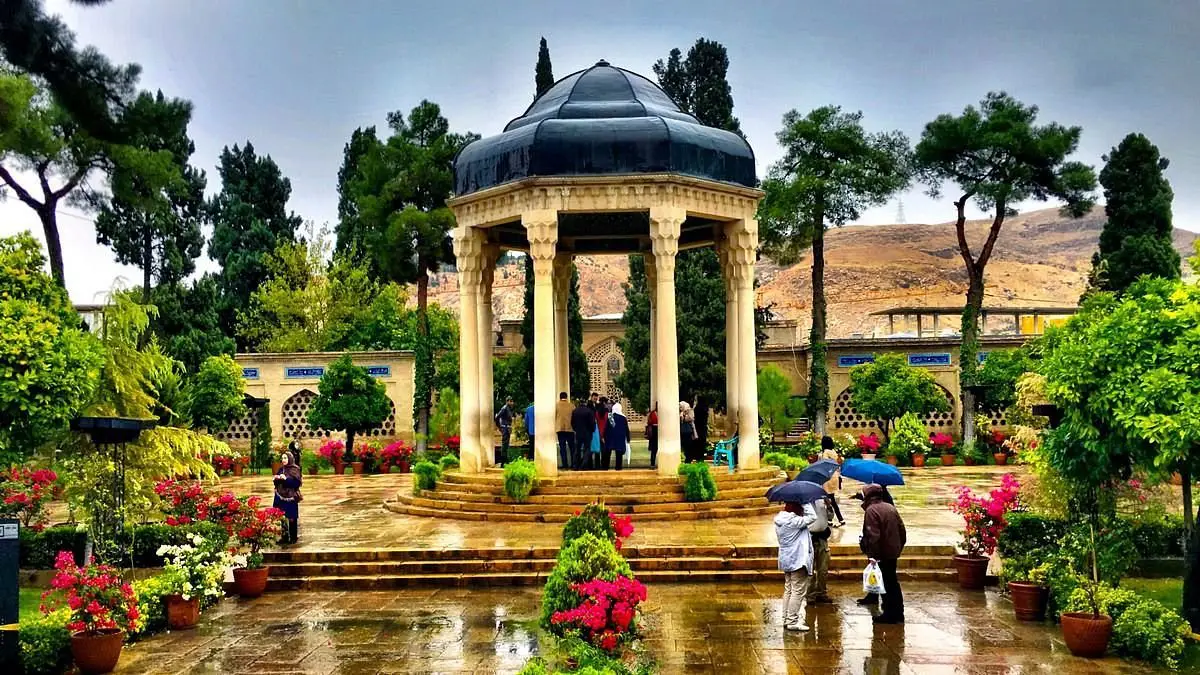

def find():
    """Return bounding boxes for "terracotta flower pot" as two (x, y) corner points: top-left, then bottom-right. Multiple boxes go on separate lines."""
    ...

(952, 554), (989, 590)
(307, 465), (318, 476)
(166, 594), (200, 630)
(233, 566), (270, 598)
(1007, 581), (1049, 621)
(993, 453), (1009, 466)
(941, 454), (957, 466)
(332, 461), (344, 475)
(912, 454), (926, 468)
(232, 463), (244, 476)
(351, 461), (365, 475)
(399, 460), (410, 473)
(964, 456), (977, 466)
(71, 629), (125, 675)
(885, 456), (899, 466)
(1060, 612), (1112, 658)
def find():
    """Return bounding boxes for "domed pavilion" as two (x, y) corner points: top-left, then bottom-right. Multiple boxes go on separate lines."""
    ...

(448, 61), (764, 478)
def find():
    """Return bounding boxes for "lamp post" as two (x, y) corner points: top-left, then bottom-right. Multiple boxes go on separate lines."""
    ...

(70, 416), (156, 565)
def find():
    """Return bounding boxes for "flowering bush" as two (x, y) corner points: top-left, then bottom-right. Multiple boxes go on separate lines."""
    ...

(157, 532), (232, 601)
(205, 490), (246, 534)
(445, 435), (461, 450)
(354, 441), (380, 469)
(380, 441), (413, 471)
(0, 466), (58, 530)
(233, 496), (284, 568)
(857, 434), (881, 453)
(930, 433), (955, 452)
(549, 576), (647, 652)
(984, 428), (1008, 453)
(317, 439), (345, 463)
(41, 551), (139, 634)
(949, 473), (1021, 557)
(211, 453), (235, 474)
(154, 479), (210, 526)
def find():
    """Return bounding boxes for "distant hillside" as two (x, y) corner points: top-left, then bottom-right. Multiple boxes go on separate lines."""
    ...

(427, 206), (1197, 339)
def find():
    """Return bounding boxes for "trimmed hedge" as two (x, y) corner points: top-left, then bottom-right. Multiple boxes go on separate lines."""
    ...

(678, 462), (718, 502)
(18, 610), (71, 675)
(19, 522), (229, 569)
(502, 458), (538, 502)
(412, 460), (442, 495)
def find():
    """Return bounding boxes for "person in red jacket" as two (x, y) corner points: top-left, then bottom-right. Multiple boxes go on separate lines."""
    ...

(858, 483), (907, 624)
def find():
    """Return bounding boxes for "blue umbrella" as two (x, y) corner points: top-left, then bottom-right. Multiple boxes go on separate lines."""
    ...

(839, 458), (905, 487)
(793, 460), (840, 485)
(765, 480), (827, 504)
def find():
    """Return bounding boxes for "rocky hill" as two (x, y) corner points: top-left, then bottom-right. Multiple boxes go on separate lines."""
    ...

(427, 206), (1197, 339)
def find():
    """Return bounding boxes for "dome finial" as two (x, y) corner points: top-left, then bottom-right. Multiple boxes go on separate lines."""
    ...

(595, 59), (610, 67)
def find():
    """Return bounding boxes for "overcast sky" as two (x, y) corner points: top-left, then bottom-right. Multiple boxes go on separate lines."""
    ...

(3, 0), (1198, 303)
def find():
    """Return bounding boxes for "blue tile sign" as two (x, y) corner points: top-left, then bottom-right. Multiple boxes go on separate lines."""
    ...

(908, 353), (952, 367)
(978, 352), (989, 363)
(837, 354), (875, 368)
(285, 366), (325, 379)
(241, 367), (259, 380)
(366, 366), (391, 377)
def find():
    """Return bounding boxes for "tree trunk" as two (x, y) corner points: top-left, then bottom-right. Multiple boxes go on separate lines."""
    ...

(38, 207), (66, 288)
(344, 429), (356, 463)
(809, 203), (829, 437)
(960, 269), (985, 448)
(415, 269), (431, 453)
(1183, 467), (1200, 630)
(142, 226), (153, 304)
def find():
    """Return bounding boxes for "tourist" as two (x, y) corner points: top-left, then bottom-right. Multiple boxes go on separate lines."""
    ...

(857, 483), (907, 624)
(775, 500), (816, 632)
(806, 493), (833, 604)
(679, 402), (698, 462)
(554, 392), (574, 470)
(820, 442), (847, 528)
(593, 397), (609, 458)
(694, 395), (710, 461)
(571, 398), (596, 470)
(588, 391), (600, 411)
(603, 402), (631, 470)
(494, 396), (515, 466)
(646, 403), (659, 469)
(524, 402), (535, 456)
(273, 452), (303, 546)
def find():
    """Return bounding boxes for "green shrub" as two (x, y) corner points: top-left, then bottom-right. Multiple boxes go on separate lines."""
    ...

(506, 445), (528, 463)
(678, 462), (717, 502)
(763, 452), (793, 471)
(503, 458), (538, 502)
(130, 574), (173, 639)
(19, 522), (228, 569)
(1064, 584), (1188, 668)
(439, 454), (460, 470)
(1125, 515), (1186, 557)
(541, 533), (632, 632)
(19, 526), (87, 569)
(19, 610), (70, 675)
(412, 460), (442, 494)
(562, 503), (615, 546)
(997, 512), (1069, 560)
(886, 412), (928, 464)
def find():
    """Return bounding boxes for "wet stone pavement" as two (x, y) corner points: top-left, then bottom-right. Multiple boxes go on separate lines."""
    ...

(112, 582), (1163, 674)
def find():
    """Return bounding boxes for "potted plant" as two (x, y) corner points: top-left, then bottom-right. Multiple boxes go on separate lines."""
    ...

(856, 433), (881, 461)
(232, 455), (249, 476)
(381, 440), (413, 473)
(318, 439), (345, 475)
(885, 412), (926, 467)
(948, 474), (1020, 589)
(353, 441), (379, 474)
(1059, 524), (1114, 658)
(1001, 557), (1050, 621)
(930, 432), (957, 466)
(157, 532), (232, 629)
(986, 429), (1009, 465)
(41, 551), (139, 674)
(231, 496), (286, 597)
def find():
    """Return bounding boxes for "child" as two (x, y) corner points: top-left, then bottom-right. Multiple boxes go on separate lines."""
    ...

(774, 500), (817, 631)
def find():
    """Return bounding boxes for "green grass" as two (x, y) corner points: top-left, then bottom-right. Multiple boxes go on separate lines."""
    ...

(20, 587), (43, 621)
(1122, 578), (1200, 671)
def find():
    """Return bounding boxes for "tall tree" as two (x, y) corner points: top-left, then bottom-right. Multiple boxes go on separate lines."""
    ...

(759, 106), (911, 435)
(352, 101), (477, 450)
(535, 37), (554, 97)
(653, 38), (741, 135)
(150, 275), (235, 375)
(95, 90), (206, 301)
(914, 92), (1096, 446)
(1088, 132), (1178, 294)
(207, 141), (302, 346)
(333, 125), (378, 263)
(0, 0), (136, 143)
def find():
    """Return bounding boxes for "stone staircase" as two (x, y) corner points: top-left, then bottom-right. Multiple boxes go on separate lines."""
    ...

(263, 543), (958, 591)
(384, 467), (784, 522)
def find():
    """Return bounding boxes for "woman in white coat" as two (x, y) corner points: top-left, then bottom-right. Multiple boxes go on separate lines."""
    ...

(774, 500), (817, 631)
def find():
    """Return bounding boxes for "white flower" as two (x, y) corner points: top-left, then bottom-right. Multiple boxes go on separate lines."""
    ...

(156, 545), (170, 556)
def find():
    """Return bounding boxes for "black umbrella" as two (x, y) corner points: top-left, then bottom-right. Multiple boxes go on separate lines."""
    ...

(793, 460), (839, 485)
(765, 480), (827, 504)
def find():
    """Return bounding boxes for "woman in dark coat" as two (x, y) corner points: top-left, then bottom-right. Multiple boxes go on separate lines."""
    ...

(273, 452), (303, 545)
(603, 403), (632, 470)
(693, 396), (710, 462)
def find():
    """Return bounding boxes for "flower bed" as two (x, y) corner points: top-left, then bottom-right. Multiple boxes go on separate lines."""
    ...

(1, 466), (58, 531)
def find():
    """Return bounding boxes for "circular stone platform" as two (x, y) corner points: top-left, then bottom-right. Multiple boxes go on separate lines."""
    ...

(386, 467), (785, 522)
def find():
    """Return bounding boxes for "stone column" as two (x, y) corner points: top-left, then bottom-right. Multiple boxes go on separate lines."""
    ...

(452, 226), (484, 473)
(650, 206), (685, 476)
(729, 219), (760, 469)
(644, 253), (657, 412)
(718, 241), (740, 438)
(478, 243), (499, 467)
(552, 253), (572, 398)
(525, 210), (559, 478)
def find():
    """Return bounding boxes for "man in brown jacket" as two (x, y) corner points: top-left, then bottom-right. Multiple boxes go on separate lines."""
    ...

(858, 483), (906, 624)
(555, 392), (575, 470)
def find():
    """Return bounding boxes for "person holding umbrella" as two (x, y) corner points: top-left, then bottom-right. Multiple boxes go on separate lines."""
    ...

(774, 500), (817, 632)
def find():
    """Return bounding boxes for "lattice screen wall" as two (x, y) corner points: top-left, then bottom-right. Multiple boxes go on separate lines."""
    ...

(832, 387), (957, 432)
(214, 408), (260, 444)
(586, 339), (644, 426)
(280, 389), (397, 441)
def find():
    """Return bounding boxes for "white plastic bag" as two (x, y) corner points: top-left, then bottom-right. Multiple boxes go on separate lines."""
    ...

(862, 561), (887, 595)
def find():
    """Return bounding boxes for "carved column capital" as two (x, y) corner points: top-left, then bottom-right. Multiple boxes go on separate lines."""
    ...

(649, 206), (685, 276)
(453, 226), (484, 289)
(552, 252), (573, 301)
(643, 252), (657, 288)
(480, 242), (500, 289)
(724, 219), (759, 288)
(524, 210), (558, 281)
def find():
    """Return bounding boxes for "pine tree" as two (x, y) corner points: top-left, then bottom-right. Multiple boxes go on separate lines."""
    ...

(535, 37), (555, 97)
(333, 125), (379, 263)
(1089, 133), (1179, 294)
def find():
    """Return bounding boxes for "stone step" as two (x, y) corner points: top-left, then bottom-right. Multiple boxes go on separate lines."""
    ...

(447, 468), (780, 488)
(262, 543), (957, 564)
(266, 567), (955, 591)
(383, 501), (781, 522)
(420, 484), (773, 504)
(264, 555), (952, 578)
(397, 493), (773, 514)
